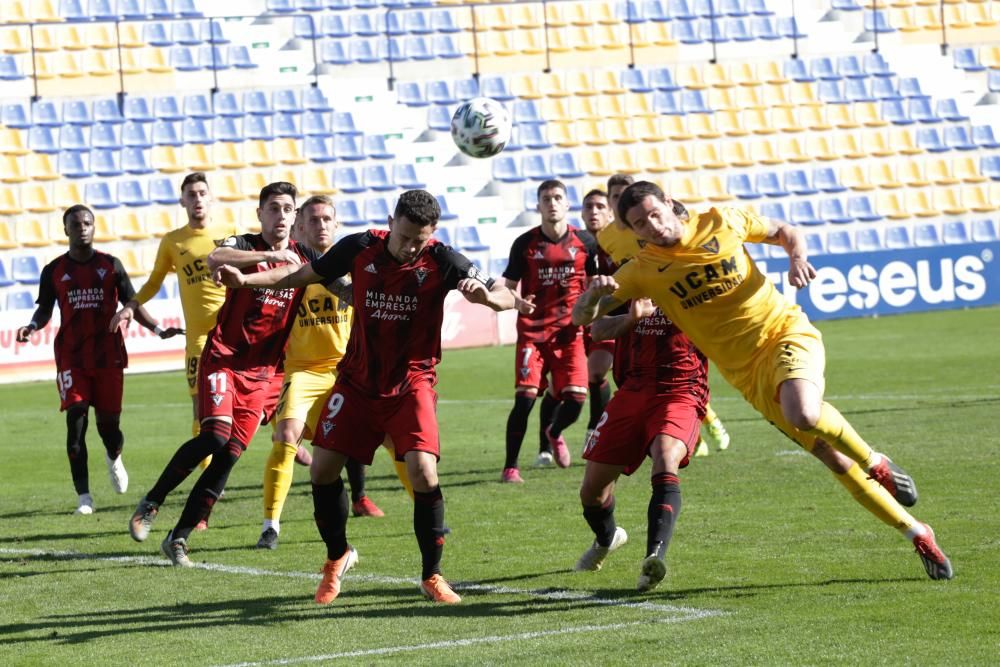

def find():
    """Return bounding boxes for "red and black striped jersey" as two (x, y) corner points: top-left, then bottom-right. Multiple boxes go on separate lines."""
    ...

(612, 305), (709, 400)
(36, 251), (135, 369)
(504, 226), (598, 344)
(201, 233), (317, 380)
(312, 229), (491, 398)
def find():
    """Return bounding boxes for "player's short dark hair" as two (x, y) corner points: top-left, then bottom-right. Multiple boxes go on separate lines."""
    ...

(394, 189), (440, 227)
(299, 195), (336, 217)
(259, 181), (297, 208)
(583, 188), (607, 202)
(616, 181), (665, 227)
(607, 173), (635, 191)
(63, 204), (94, 225)
(180, 171), (209, 194)
(536, 179), (567, 199)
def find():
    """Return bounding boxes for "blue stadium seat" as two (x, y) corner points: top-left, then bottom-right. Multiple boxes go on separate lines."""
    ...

(809, 57), (837, 80)
(398, 81), (428, 107)
(436, 195), (458, 221)
(863, 10), (894, 33)
(916, 128), (947, 153)
(404, 35), (433, 61)
(336, 200), (365, 227)
(171, 46), (200, 71)
(304, 87), (333, 112)
(456, 226), (489, 252)
(673, 20), (701, 44)
(518, 123), (551, 150)
(122, 147), (154, 174)
(790, 200), (821, 226)
(213, 116), (240, 142)
(297, 0), (325, 10)
(92, 99), (124, 125)
(745, 243), (766, 260)
(144, 23), (173, 46)
(28, 127), (58, 154)
(726, 17), (753, 41)
(294, 15), (320, 39)
(32, 101), (61, 127)
(953, 47), (985, 72)
(304, 136), (334, 162)
(746, 0), (772, 14)
(650, 67), (680, 91)
(805, 232), (826, 256)
(181, 93), (211, 119)
(481, 75), (516, 102)
(759, 201), (788, 222)
(229, 46), (256, 69)
(680, 89), (710, 114)
(784, 169), (816, 195)
(941, 221), (969, 244)
(123, 96), (153, 122)
(364, 134), (394, 160)
(0, 258), (14, 288)
(522, 154), (553, 181)
(152, 120), (182, 146)
(1, 102), (30, 129)
(201, 21), (230, 45)
(404, 9), (433, 33)
(119, 0), (145, 19)
(898, 77), (926, 99)
(122, 121), (152, 148)
(275, 113), (302, 139)
(492, 156), (524, 183)
(334, 166), (364, 193)
(872, 77), (901, 101)
(91, 124), (122, 149)
(783, 58), (812, 83)
(513, 99), (543, 125)
(990, 70), (1000, 94)
(971, 219), (998, 242)
(118, 179), (151, 207)
(863, 52), (892, 77)
(551, 151), (585, 179)
(885, 225), (911, 249)
(244, 115), (273, 140)
(653, 90), (681, 114)
(430, 8), (462, 33)
(935, 99), (967, 122)
(59, 150), (90, 178)
(242, 91), (272, 116)
(727, 173), (759, 199)
(321, 41), (350, 65)
(621, 68), (652, 93)
(181, 118), (212, 143)
(175, 0), (203, 17)
(0, 55), (24, 81)
(669, 0), (696, 20)
(777, 16), (805, 38)
(349, 38), (380, 64)
(435, 226), (453, 246)
(844, 78), (874, 103)
(455, 77), (480, 100)
(85, 181), (119, 209)
(982, 155), (1000, 180)
(200, 46), (229, 70)
(832, 0), (861, 10)
(836, 55), (865, 79)
(333, 111), (361, 136)
(363, 165), (394, 191)
(322, 14), (350, 38)
(12, 256), (41, 284)
(266, 0), (295, 12)
(698, 19), (728, 43)
(350, 13), (379, 37)
(943, 126), (975, 151)
(273, 90), (302, 116)
(826, 230), (853, 254)
(393, 163), (425, 189)
(749, 15), (779, 40)
(855, 228), (882, 251)
(847, 195), (881, 222)
(881, 99), (912, 125)
(489, 256), (507, 278)
(908, 98), (941, 123)
(818, 80), (847, 104)
(59, 125), (89, 152)
(60, 0), (87, 21)
(172, 21), (201, 46)
(427, 106), (451, 132)
(813, 167), (845, 193)
(819, 197), (851, 224)
(427, 80), (457, 106)
(913, 223), (940, 247)
(432, 34), (462, 59)
(755, 172), (787, 198)
(365, 196), (392, 224)
(92, 149), (123, 177)
(89, 0), (118, 20)
(302, 111), (330, 136)
(153, 95), (183, 121)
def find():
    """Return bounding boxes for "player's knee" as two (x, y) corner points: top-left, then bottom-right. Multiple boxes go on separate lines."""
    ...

(273, 421), (301, 445)
(784, 402), (821, 431)
(200, 419), (232, 450)
(95, 415), (121, 440)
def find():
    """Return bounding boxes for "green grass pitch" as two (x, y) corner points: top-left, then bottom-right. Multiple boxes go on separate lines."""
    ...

(1, 307), (998, 665)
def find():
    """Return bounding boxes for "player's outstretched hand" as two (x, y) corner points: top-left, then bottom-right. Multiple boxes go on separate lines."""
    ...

(787, 257), (816, 289)
(589, 275), (620, 296)
(456, 278), (489, 304)
(214, 264), (246, 288)
(15, 326), (33, 343)
(268, 248), (303, 266)
(630, 298), (656, 320)
(158, 327), (185, 339)
(109, 305), (134, 333)
(515, 293), (535, 315)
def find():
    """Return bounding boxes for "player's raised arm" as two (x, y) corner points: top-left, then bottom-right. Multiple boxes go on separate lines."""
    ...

(207, 243), (302, 273)
(572, 275), (625, 326)
(759, 217), (816, 289)
(590, 298), (655, 342)
(215, 261), (322, 291)
(457, 279), (533, 313)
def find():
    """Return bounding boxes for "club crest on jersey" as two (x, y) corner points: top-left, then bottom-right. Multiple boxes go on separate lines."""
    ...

(567, 247), (578, 260)
(321, 420), (333, 436)
(96, 268), (107, 279)
(364, 263), (378, 274)
(61, 273), (72, 282)
(211, 394), (224, 407)
(413, 267), (430, 286)
(700, 236), (720, 254)
(519, 366), (530, 379)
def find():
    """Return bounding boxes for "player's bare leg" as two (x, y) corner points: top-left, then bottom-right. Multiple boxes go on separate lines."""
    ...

(311, 447), (357, 603)
(407, 450), (460, 603)
(577, 461), (627, 571)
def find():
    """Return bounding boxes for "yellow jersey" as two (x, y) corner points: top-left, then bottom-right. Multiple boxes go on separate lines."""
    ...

(596, 221), (645, 266)
(611, 207), (810, 375)
(134, 221), (239, 342)
(284, 282), (353, 373)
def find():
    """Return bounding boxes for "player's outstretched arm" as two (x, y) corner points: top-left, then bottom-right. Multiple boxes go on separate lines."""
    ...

(127, 304), (184, 339)
(215, 262), (322, 290)
(761, 217), (817, 288)
(207, 245), (302, 273)
(572, 275), (624, 326)
(457, 280), (528, 312)
(591, 298), (656, 342)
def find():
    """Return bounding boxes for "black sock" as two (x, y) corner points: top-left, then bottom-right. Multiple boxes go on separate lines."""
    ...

(587, 380), (611, 430)
(582, 496), (617, 547)
(538, 392), (558, 453)
(647, 472), (682, 559)
(96, 416), (123, 460)
(549, 393), (585, 439)
(66, 405), (89, 495)
(504, 394), (536, 469)
(345, 458), (365, 503)
(313, 479), (349, 560)
(147, 421), (230, 505)
(172, 439), (243, 541)
(414, 486), (445, 580)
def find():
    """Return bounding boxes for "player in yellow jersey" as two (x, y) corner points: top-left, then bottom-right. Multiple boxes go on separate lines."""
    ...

(573, 181), (953, 580)
(113, 173), (239, 439)
(256, 196), (411, 550)
(600, 175), (732, 456)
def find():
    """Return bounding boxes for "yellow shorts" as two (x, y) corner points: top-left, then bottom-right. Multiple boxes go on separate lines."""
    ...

(723, 322), (827, 451)
(274, 366), (337, 440)
(185, 336), (208, 397)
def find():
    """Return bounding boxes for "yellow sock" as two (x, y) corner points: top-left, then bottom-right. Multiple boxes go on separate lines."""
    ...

(835, 463), (916, 534)
(703, 402), (718, 424)
(263, 440), (298, 521)
(808, 403), (877, 468)
(191, 418), (200, 438)
(387, 446), (414, 499)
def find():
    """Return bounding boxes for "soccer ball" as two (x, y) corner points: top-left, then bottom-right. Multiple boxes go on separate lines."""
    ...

(450, 97), (512, 159)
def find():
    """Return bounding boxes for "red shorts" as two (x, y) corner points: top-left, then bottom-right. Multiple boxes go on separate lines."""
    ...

(197, 364), (283, 448)
(56, 367), (123, 413)
(312, 379), (440, 464)
(584, 328), (615, 358)
(583, 386), (704, 475)
(515, 337), (587, 394)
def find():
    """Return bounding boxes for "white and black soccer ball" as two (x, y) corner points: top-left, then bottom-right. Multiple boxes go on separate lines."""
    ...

(450, 97), (512, 159)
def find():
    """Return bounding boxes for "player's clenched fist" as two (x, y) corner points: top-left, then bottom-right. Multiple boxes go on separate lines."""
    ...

(214, 264), (247, 288)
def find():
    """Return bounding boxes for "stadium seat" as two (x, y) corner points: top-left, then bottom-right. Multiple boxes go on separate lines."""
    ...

(393, 163), (425, 189)
(92, 150), (123, 177)
(85, 181), (118, 209)
(12, 255), (41, 284)
(971, 219), (998, 242)
(855, 228), (882, 252)
(914, 223), (940, 246)
(365, 196), (392, 224)
(790, 200), (821, 226)
(826, 230), (853, 254)
(784, 168), (817, 195)
(455, 226), (489, 252)
(972, 125), (1000, 150)
(941, 221), (969, 244)
(364, 134), (393, 160)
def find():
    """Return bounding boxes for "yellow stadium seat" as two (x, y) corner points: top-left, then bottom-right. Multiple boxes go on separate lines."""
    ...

(771, 106), (803, 133)
(757, 59), (788, 85)
(30, 0), (61, 22)
(303, 166), (337, 195)
(276, 138), (306, 165)
(630, 20), (675, 48)
(144, 47), (172, 74)
(891, 128), (922, 155)
(87, 24), (116, 49)
(744, 108), (776, 135)
(271, 167), (299, 190)
(982, 46), (1000, 69)
(25, 153), (57, 181)
(607, 146), (640, 175)
(1, 26), (30, 53)
(789, 81), (820, 107)
(863, 129), (895, 157)
(152, 146), (184, 173)
(965, 184), (997, 213)
(3, 0), (29, 23)
(538, 72), (572, 97)
(701, 174), (732, 202)
(841, 164), (874, 191)
(890, 8), (920, 32)
(870, 161), (901, 189)
(954, 156), (986, 184)
(567, 70), (598, 97)
(0, 221), (16, 249)
(544, 26), (572, 53)
(56, 25), (86, 50)
(547, 120), (579, 147)
(15, 218), (50, 247)
(0, 185), (21, 215)
(21, 183), (54, 213)
(55, 52), (85, 78)
(214, 142), (246, 169)
(545, 2), (569, 27)
(676, 64), (707, 90)
(474, 5), (514, 31)
(827, 104), (859, 130)
(213, 204), (243, 229)
(668, 175), (702, 203)
(511, 73), (542, 99)
(85, 49), (115, 76)
(540, 97), (571, 123)
(731, 62), (760, 87)
(597, 70), (627, 96)
(688, 112), (720, 139)
(241, 171), (268, 200)
(604, 118), (637, 144)
(48, 215), (68, 244)
(92, 213), (116, 242)
(118, 23), (144, 48)
(183, 144), (215, 172)
(694, 142), (726, 170)
(664, 143), (697, 171)
(707, 88), (738, 113)
(482, 31), (515, 57)
(513, 3), (543, 28)
(855, 101), (888, 128)
(636, 145), (669, 173)
(898, 159), (929, 187)
(632, 116), (665, 142)
(580, 148), (611, 176)
(117, 211), (150, 241)
(246, 140), (276, 168)
(512, 28), (545, 55)
(757, 83), (788, 109)
(568, 96), (599, 120)
(577, 119), (609, 146)
(594, 24), (627, 51)
(1, 154), (26, 182)
(568, 26), (598, 52)
(943, 4), (971, 29)
(565, 1), (592, 26)
(597, 94), (627, 119)
(53, 181), (81, 208)
(797, 106), (829, 132)
(213, 173), (244, 202)
(779, 137), (810, 163)
(908, 189), (939, 217)
(878, 192), (911, 219)
(147, 209), (177, 237)
(936, 187), (967, 215)
(835, 132), (866, 159)
(927, 157), (958, 185)
(118, 48), (142, 75)
(659, 115), (691, 141)
(624, 92), (656, 118)
(716, 109), (747, 137)
(704, 63), (734, 88)
(31, 26), (57, 52)
(30, 53), (56, 79)
(807, 135), (839, 161)
(119, 248), (145, 277)
(721, 140), (754, 167)
(969, 3), (998, 28)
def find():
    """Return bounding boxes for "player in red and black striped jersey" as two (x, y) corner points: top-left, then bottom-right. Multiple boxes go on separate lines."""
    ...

(501, 179), (599, 482)
(128, 182), (324, 566)
(216, 189), (526, 604)
(573, 298), (709, 592)
(16, 205), (179, 515)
